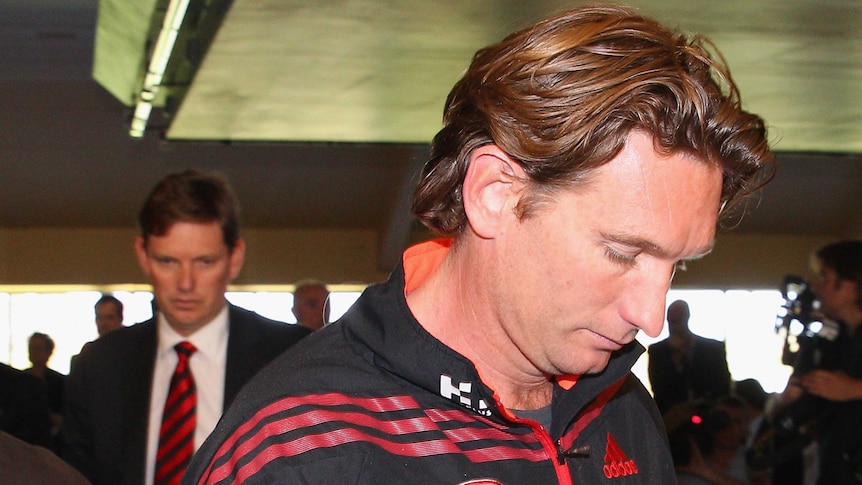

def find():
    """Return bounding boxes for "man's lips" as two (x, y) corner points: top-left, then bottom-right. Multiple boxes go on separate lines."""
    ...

(590, 330), (629, 351)
(171, 299), (200, 309)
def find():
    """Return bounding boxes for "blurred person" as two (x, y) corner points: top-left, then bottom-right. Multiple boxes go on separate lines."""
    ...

(64, 169), (312, 485)
(183, 5), (774, 484)
(292, 280), (330, 330)
(734, 378), (769, 434)
(649, 299), (732, 414)
(71, 294), (126, 370)
(785, 240), (862, 485)
(711, 396), (756, 483)
(668, 400), (750, 485)
(24, 332), (66, 453)
(94, 293), (124, 337)
(0, 362), (51, 448)
(734, 379), (773, 485)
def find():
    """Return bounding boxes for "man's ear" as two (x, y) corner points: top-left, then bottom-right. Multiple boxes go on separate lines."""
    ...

(228, 238), (246, 280)
(133, 236), (151, 278)
(462, 145), (526, 239)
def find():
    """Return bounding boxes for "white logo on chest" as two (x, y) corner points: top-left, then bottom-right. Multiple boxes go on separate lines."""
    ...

(440, 374), (491, 415)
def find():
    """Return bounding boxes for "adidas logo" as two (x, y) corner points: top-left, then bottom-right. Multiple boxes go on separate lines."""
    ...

(603, 432), (639, 479)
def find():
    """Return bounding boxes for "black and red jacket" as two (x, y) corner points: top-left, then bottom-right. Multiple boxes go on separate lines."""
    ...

(183, 240), (675, 484)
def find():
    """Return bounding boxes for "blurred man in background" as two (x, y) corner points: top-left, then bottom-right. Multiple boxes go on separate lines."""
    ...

(792, 240), (862, 485)
(648, 300), (732, 415)
(292, 280), (330, 330)
(94, 293), (124, 337)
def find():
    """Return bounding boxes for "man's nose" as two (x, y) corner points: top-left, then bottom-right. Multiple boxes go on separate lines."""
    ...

(623, 278), (670, 338)
(177, 265), (195, 290)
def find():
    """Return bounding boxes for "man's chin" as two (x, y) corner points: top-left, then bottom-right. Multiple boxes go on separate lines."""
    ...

(579, 353), (614, 375)
(163, 310), (206, 333)
(556, 355), (612, 377)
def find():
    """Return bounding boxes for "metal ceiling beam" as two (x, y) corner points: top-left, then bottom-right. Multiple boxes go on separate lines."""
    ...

(129, 0), (190, 138)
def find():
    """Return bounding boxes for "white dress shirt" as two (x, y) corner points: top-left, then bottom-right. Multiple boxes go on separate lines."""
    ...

(144, 305), (229, 485)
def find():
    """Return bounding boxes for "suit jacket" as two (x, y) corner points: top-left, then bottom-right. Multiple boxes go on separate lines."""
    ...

(63, 304), (311, 485)
(0, 363), (51, 448)
(647, 335), (731, 415)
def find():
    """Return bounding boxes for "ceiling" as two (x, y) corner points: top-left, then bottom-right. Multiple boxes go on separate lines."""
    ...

(1, 0), (860, 273)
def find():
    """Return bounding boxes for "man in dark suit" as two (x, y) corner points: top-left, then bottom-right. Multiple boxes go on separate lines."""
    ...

(647, 299), (731, 415)
(64, 170), (312, 485)
(1, 362), (51, 448)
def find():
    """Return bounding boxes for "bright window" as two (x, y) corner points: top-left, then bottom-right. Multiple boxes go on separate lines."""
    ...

(2, 288), (793, 393)
(632, 289), (792, 393)
(0, 290), (360, 375)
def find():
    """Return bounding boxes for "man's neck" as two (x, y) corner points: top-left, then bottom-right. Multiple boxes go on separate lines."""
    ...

(27, 365), (47, 377)
(405, 242), (554, 411)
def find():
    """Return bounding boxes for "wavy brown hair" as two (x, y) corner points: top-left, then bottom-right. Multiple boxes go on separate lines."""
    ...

(412, 5), (775, 237)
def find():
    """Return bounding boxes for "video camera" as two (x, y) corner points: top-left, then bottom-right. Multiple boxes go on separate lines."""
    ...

(746, 275), (841, 471)
(774, 275), (840, 374)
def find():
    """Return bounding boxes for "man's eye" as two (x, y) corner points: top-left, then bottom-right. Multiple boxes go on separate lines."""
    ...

(606, 247), (637, 266)
(195, 258), (219, 268)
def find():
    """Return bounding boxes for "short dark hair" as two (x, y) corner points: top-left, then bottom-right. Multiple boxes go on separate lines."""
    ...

(413, 5), (774, 237)
(29, 332), (55, 354)
(816, 240), (862, 308)
(138, 169), (241, 249)
(734, 378), (767, 412)
(95, 293), (124, 318)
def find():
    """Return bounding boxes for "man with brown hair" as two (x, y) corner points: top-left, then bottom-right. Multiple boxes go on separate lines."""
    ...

(183, 6), (774, 484)
(64, 169), (311, 485)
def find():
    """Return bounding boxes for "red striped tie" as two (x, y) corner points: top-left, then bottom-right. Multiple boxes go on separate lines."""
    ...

(155, 341), (197, 485)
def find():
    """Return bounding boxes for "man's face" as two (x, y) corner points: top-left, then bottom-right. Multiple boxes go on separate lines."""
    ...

(135, 221), (245, 336)
(811, 266), (855, 322)
(666, 302), (691, 337)
(293, 285), (330, 330)
(95, 302), (123, 336)
(489, 131), (722, 376)
(28, 338), (51, 367)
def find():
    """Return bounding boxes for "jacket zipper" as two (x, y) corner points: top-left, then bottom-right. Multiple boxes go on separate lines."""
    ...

(493, 395), (574, 485)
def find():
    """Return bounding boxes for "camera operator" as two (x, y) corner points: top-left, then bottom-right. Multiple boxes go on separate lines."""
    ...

(786, 240), (862, 484)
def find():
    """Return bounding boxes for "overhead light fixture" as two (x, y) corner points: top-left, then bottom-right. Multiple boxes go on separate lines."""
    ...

(129, 0), (192, 138)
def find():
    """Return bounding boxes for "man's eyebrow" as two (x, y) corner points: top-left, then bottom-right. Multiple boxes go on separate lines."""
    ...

(601, 232), (715, 260)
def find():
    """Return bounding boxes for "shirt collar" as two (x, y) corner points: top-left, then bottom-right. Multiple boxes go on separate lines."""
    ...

(157, 304), (230, 359)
